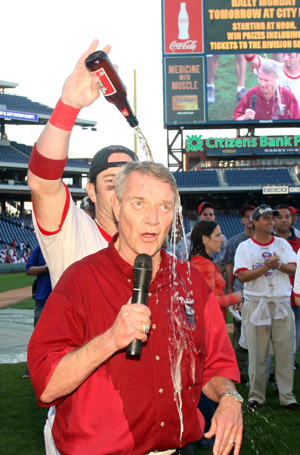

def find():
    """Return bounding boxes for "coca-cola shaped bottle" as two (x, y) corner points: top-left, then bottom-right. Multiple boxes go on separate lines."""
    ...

(178, 2), (189, 40)
(85, 50), (138, 128)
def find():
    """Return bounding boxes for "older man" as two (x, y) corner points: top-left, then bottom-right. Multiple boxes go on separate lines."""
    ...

(28, 161), (243, 455)
(244, 52), (300, 107)
(233, 60), (300, 121)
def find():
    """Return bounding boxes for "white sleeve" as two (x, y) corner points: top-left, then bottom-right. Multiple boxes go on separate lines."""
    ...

(233, 241), (249, 276)
(294, 250), (300, 296)
(33, 196), (107, 288)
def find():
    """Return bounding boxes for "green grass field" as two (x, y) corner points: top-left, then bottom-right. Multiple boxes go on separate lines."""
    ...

(1, 272), (300, 454)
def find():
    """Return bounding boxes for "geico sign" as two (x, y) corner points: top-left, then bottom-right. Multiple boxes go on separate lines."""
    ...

(262, 186), (288, 194)
(289, 187), (300, 193)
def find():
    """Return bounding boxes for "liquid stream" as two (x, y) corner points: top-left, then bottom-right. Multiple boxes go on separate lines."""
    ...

(133, 125), (154, 161)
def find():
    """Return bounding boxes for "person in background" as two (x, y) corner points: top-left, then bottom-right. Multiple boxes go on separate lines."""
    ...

(80, 195), (95, 219)
(187, 202), (228, 274)
(289, 206), (300, 237)
(273, 204), (300, 369)
(223, 205), (255, 383)
(28, 161), (243, 455)
(166, 213), (190, 261)
(189, 220), (243, 450)
(22, 243), (52, 378)
(234, 204), (299, 411)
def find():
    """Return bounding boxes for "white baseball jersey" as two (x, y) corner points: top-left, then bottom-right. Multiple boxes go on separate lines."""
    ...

(234, 236), (297, 302)
(32, 186), (108, 288)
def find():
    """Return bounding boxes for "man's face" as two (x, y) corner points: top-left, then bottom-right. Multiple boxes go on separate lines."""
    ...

(198, 207), (215, 221)
(253, 214), (274, 235)
(290, 213), (297, 226)
(283, 53), (300, 71)
(257, 70), (276, 97)
(112, 171), (175, 266)
(88, 152), (133, 221)
(274, 208), (291, 235)
(241, 209), (254, 230)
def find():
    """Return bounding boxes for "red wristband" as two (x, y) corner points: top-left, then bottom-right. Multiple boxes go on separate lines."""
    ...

(28, 143), (68, 180)
(49, 98), (81, 131)
(245, 55), (255, 62)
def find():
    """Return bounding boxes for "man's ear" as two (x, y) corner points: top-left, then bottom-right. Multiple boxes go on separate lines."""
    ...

(112, 194), (120, 222)
(86, 182), (96, 204)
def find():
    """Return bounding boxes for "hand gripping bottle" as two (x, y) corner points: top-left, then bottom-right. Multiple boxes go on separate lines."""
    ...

(85, 50), (153, 160)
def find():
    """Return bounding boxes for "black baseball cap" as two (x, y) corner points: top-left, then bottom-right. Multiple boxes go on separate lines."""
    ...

(250, 204), (279, 221)
(89, 145), (138, 184)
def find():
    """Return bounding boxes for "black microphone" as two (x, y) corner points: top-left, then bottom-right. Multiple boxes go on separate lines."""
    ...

(126, 254), (153, 357)
(250, 95), (257, 110)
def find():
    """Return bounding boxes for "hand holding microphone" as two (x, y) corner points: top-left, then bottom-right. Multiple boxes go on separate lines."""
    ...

(245, 94), (257, 120)
(126, 254), (153, 357)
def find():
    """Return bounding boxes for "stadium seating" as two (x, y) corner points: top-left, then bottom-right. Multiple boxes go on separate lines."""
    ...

(0, 145), (29, 164)
(174, 170), (220, 187)
(224, 168), (294, 186)
(0, 93), (53, 115)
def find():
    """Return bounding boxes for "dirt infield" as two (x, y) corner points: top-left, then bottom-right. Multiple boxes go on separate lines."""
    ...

(0, 287), (32, 308)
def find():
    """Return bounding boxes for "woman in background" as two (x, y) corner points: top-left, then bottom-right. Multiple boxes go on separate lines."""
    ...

(189, 220), (243, 450)
(190, 220), (242, 320)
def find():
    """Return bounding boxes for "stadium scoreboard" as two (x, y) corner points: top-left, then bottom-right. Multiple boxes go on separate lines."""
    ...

(162, 0), (300, 129)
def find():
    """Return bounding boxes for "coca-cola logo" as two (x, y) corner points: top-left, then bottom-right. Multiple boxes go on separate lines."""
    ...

(170, 40), (198, 51)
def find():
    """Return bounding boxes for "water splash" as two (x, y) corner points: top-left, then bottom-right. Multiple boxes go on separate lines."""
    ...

(167, 203), (198, 440)
(133, 125), (153, 161)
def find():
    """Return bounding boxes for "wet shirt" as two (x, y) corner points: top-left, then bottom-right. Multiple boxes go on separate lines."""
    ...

(233, 85), (300, 120)
(28, 238), (239, 455)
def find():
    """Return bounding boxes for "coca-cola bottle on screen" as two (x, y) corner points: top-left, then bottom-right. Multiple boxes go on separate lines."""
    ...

(85, 50), (138, 127)
(178, 2), (189, 40)
(85, 50), (153, 161)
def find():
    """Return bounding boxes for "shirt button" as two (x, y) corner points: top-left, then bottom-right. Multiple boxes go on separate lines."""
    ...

(128, 278), (131, 283)
(148, 292), (152, 297)
(159, 388), (164, 394)
(152, 324), (157, 329)
(156, 355), (160, 361)
(160, 422), (165, 427)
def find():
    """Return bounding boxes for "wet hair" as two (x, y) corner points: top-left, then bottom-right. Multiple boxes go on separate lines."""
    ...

(258, 60), (279, 78)
(189, 220), (219, 260)
(114, 161), (180, 206)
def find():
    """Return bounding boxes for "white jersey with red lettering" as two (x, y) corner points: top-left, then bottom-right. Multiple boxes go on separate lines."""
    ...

(234, 236), (296, 302)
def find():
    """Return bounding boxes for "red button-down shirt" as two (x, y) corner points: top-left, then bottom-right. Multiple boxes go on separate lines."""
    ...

(28, 238), (239, 455)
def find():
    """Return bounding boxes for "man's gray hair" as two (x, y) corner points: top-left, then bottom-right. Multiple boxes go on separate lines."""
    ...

(258, 60), (279, 78)
(114, 161), (180, 206)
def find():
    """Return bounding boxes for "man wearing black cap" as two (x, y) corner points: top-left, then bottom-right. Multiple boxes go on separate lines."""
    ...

(28, 40), (138, 289)
(223, 205), (255, 383)
(233, 204), (299, 411)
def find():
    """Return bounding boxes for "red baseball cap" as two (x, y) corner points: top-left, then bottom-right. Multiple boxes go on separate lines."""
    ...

(197, 201), (214, 216)
(241, 205), (256, 217)
(289, 206), (300, 215)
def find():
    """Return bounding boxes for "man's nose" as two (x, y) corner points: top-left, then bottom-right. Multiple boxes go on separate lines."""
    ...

(144, 206), (159, 225)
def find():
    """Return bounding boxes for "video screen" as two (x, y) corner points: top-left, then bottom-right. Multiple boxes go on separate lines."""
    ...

(162, 0), (300, 129)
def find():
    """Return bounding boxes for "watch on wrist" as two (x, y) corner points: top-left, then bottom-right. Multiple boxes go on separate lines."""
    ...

(219, 391), (244, 404)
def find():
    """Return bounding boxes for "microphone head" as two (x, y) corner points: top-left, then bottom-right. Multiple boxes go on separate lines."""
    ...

(133, 254), (153, 289)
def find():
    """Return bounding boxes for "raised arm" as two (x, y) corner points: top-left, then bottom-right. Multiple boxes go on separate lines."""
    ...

(27, 40), (111, 232)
